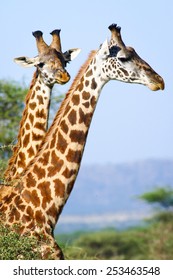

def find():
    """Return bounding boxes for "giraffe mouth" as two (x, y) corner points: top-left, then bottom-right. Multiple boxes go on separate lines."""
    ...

(56, 79), (69, 85)
(148, 81), (165, 91)
(56, 74), (70, 85)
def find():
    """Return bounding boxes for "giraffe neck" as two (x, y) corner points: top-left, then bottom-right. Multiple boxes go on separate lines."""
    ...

(4, 71), (52, 181)
(20, 50), (107, 231)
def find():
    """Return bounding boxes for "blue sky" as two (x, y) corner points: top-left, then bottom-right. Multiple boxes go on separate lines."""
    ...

(1, 0), (172, 165)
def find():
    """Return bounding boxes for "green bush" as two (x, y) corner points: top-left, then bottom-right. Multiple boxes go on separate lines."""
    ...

(57, 219), (173, 260)
(0, 224), (42, 260)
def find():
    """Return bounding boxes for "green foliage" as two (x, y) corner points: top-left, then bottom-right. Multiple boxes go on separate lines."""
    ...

(153, 211), (173, 223)
(0, 79), (27, 160)
(0, 224), (42, 260)
(1, 218), (173, 260)
(57, 218), (173, 260)
(59, 229), (148, 260)
(139, 186), (173, 209)
(0, 159), (8, 179)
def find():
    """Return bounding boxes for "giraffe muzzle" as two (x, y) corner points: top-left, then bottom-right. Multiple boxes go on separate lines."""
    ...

(56, 72), (70, 85)
(148, 77), (165, 91)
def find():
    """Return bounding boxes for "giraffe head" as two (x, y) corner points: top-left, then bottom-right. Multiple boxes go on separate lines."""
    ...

(14, 29), (81, 86)
(97, 24), (164, 91)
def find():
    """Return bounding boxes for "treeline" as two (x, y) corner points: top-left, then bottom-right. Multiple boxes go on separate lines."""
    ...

(57, 187), (173, 260)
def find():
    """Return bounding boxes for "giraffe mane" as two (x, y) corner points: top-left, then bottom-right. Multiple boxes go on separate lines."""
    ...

(24, 71), (38, 104)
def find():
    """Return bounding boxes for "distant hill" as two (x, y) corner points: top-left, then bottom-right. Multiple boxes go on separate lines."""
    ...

(55, 159), (173, 233)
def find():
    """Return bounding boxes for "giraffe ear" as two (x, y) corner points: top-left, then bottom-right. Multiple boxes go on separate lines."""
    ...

(14, 56), (40, 68)
(98, 39), (110, 59)
(63, 48), (81, 63)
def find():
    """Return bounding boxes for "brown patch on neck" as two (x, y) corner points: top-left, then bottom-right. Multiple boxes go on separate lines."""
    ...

(24, 50), (97, 170)
(46, 50), (97, 133)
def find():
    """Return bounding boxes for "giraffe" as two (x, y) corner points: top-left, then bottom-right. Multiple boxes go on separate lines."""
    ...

(4, 29), (80, 182)
(0, 24), (164, 259)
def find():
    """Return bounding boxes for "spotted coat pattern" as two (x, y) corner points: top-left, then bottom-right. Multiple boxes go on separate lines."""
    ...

(0, 24), (164, 259)
(4, 31), (74, 182)
(4, 73), (52, 181)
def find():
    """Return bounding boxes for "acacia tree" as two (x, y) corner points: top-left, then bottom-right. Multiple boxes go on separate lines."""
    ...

(139, 186), (173, 223)
(139, 187), (173, 210)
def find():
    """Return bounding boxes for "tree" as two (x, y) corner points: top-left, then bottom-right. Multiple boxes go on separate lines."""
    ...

(139, 186), (173, 223)
(139, 186), (173, 210)
(0, 80), (27, 161)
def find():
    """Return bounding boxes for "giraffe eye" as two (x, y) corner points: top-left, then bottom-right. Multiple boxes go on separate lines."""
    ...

(118, 56), (131, 62)
(37, 62), (45, 68)
(118, 50), (133, 63)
